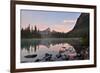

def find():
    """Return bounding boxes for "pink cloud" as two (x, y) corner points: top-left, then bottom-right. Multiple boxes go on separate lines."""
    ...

(63, 19), (76, 24)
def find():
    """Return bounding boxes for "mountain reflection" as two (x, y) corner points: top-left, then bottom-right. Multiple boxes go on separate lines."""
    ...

(21, 38), (73, 52)
(21, 38), (89, 63)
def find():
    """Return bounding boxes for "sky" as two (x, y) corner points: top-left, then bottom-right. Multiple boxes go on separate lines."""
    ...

(20, 10), (81, 33)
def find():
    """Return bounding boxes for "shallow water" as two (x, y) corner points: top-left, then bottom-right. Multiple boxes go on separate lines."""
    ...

(21, 38), (89, 63)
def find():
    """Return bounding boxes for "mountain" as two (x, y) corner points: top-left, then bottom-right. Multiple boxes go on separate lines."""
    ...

(67, 13), (89, 37)
(42, 27), (51, 32)
(40, 28), (51, 35)
(39, 28), (51, 38)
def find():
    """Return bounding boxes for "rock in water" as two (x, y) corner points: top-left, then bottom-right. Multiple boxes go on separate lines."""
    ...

(24, 54), (37, 58)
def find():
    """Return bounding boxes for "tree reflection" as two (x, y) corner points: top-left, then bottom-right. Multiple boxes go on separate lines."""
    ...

(21, 38), (89, 62)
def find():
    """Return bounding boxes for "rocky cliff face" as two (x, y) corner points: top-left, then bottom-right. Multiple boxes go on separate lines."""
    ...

(67, 13), (89, 37)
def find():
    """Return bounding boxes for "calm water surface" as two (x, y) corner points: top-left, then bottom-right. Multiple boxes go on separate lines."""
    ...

(21, 38), (89, 63)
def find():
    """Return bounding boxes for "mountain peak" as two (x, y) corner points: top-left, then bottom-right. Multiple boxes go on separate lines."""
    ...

(43, 27), (51, 32)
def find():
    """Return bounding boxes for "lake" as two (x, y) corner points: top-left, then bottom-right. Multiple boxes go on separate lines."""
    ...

(21, 38), (89, 63)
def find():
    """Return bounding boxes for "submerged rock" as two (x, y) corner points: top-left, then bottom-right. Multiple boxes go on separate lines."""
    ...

(24, 54), (37, 58)
(56, 54), (62, 58)
(45, 53), (50, 57)
(35, 59), (41, 62)
(43, 53), (52, 61)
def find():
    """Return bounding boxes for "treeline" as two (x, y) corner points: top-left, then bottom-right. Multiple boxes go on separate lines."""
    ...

(21, 24), (68, 38)
(51, 32), (68, 38)
(21, 25), (41, 38)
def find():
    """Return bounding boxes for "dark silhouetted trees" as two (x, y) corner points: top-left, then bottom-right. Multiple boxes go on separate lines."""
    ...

(21, 24), (41, 38)
(21, 24), (69, 39)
